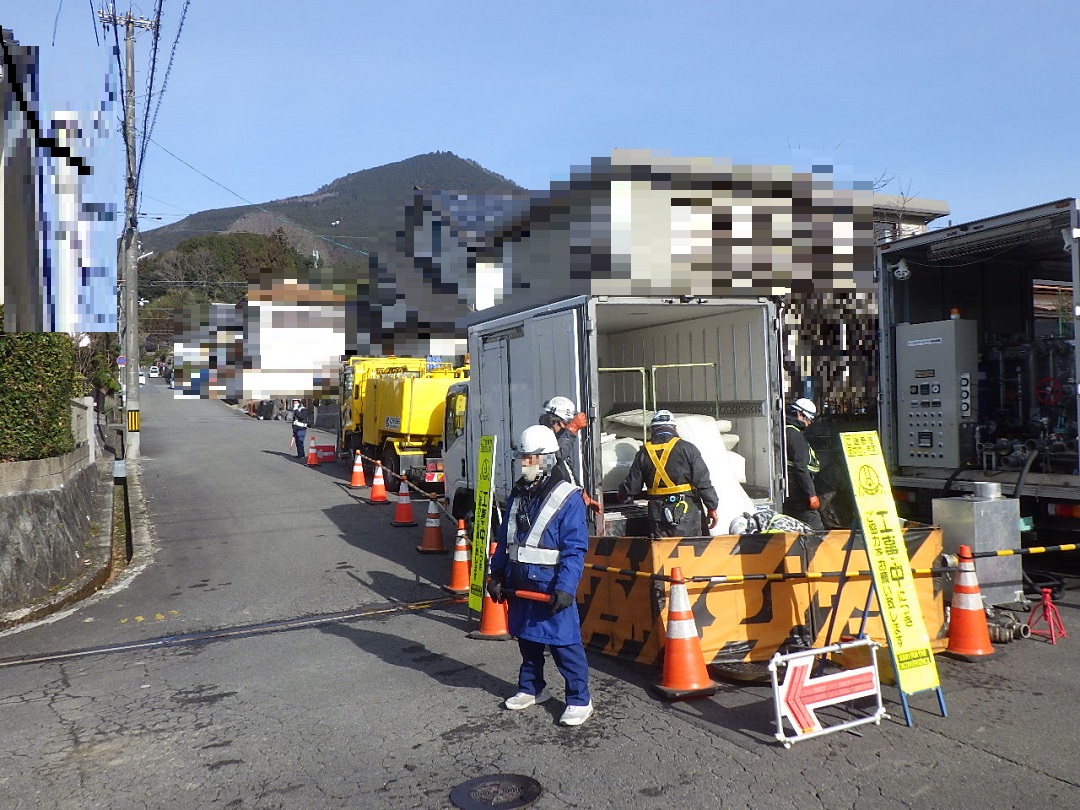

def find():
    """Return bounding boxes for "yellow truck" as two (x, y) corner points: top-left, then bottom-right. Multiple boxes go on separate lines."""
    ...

(338, 357), (467, 480)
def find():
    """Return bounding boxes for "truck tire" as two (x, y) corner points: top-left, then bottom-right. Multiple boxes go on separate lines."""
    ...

(361, 443), (379, 480)
(381, 444), (400, 479)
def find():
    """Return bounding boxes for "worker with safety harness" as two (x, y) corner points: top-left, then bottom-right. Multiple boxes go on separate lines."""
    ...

(617, 410), (719, 537)
(784, 397), (823, 530)
(488, 424), (594, 727)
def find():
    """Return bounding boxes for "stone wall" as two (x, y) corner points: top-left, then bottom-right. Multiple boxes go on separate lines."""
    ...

(0, 443), (101, 610)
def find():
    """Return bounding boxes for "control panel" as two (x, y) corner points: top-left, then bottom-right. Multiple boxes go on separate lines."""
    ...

(895, 319), (978, 468)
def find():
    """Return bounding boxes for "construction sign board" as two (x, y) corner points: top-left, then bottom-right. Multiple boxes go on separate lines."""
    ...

(469, 435), (497, 613)
(839, 431), (941, 696)
(769, 638), (886, 747)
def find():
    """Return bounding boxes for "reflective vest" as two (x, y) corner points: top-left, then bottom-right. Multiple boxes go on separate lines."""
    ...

(786, 425), (821, 474)
(644, 437), (693, 496)
(506, 480), (578, 566)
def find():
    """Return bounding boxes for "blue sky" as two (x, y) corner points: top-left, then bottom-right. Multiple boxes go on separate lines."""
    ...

(7, 1), (1078, 230)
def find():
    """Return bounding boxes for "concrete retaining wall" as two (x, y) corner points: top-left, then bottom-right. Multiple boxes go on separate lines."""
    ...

(0, 439), (101, 610)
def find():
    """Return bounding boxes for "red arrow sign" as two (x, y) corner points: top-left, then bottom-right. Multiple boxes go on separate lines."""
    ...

(780, 661), (879, 734)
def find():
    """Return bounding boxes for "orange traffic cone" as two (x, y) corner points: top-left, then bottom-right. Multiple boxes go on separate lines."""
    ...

(444, 520), (471, 594)
(469, 592), (511, 640)
(946, 544), (995, 660)
(417, 499), (447, 553)
(469, 541), (511, 640)
(306, 436), (320, 467)
(391, 478), (417, 526)
(653, 567), (719, 699)
(348, 450), (367, 488)
(367, 462), (389, 504)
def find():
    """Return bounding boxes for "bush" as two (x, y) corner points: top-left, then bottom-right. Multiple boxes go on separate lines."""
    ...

(0, 333), (77, 461)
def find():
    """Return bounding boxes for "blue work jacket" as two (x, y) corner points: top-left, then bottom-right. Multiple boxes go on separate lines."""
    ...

(491, 477), (589, 645)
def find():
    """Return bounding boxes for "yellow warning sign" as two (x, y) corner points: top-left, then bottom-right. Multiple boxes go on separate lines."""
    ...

(468, 435), (497, 613)
(127, 409), (140, 432)
(840, 431), (940, 695)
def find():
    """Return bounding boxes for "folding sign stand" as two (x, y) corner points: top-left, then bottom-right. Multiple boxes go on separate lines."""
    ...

(769, 638), (887, 748)
(834, 430), (949, 728)
(853, 582), (948, 727)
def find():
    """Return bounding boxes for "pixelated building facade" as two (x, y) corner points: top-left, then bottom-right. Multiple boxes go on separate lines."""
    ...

(1, 28), (118, 333)
(367, 149), (896, 412)
(174, 282), (346, 401)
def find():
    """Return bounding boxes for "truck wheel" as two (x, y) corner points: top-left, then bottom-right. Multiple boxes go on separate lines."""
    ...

(381, 445), (400, 479)
(361, 444), (378, 479)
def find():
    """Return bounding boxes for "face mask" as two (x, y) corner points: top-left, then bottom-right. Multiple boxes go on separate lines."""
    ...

(521, 463), (542, 482)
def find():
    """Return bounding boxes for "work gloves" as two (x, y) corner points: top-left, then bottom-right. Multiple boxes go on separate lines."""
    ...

(549, 590), (575, 613)
(566, 412), (588, 435)
(487, 575), (505, 603)
(809, 496), (820, 511)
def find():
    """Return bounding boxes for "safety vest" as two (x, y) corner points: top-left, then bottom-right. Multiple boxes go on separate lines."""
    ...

(644, 437), (693, 496)
(786, 425), (821, 474)
(506, 480), (578, 566)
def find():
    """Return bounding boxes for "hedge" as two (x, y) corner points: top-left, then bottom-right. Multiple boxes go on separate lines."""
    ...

(0, 333), (77, 462)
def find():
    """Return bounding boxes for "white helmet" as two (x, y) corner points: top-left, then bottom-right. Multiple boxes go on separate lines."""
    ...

(517, 424), (560, 456)
(542, 396), (576, 423)
(789, 398), (817, 421)
(650, 409), (677, 428)
(516, 424), (559, 483)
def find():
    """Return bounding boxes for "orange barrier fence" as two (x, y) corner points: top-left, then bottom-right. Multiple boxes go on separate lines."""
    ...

(579, 525), (946, 668)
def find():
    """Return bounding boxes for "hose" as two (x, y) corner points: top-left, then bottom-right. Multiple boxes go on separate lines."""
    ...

(1012, 448), (1038, 497)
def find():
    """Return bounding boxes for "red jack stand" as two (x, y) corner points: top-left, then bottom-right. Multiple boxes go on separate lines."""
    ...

(1027, 588), (1068, 645)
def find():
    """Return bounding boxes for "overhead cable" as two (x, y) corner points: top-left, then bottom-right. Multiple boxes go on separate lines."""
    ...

(149, 138), (371, 258)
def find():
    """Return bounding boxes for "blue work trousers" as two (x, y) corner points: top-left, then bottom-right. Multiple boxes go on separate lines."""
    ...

(517, 638), (591, 706)
(293, 427), (307, 459)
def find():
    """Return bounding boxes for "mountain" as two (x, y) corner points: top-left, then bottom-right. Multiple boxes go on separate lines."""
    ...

(140, 151), (524, 264)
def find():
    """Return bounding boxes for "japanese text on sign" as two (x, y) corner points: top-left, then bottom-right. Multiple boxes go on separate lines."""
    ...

(840, 431), (940, 695)
(469, 436), (497, 612)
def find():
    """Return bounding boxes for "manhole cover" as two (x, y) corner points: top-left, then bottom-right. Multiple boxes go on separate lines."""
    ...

(450, 774), (543, 809)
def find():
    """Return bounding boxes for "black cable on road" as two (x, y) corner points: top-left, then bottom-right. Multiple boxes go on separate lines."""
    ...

(0, 595), (461, 670)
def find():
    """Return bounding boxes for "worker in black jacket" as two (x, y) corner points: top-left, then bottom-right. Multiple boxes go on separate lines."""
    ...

(784, 398), (823, 530)
(618, 410), (719, 537)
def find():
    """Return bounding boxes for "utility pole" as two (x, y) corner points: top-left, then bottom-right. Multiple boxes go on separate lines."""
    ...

(99, 4), (154, 460)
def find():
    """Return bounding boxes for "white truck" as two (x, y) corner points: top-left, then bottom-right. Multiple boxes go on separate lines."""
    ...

(442, 293), (789, 536)
(877, 198), (1080, 541)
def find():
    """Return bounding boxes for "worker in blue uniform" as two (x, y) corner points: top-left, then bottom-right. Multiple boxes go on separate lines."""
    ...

(488, 424), (593, 726)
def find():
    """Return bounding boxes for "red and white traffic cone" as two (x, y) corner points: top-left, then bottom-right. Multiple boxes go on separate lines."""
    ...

(653, 567), (719, 699)
(946, 544), (995, 660)
(445, 521), (471, 595)
(391, 478), (417, 526)
(417, 499), (447, 553)
(367, 462), (389, 504)
(468, 541), (510, 640)
(348, 450), (366, 488)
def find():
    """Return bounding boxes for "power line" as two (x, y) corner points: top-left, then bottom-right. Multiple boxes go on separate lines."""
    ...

(148, 137), (371, 258)
(139, 0), (190, 193)
(136, 0), (164, 195)
(51, 0), (66, 46)
(87, 0), (101, 45)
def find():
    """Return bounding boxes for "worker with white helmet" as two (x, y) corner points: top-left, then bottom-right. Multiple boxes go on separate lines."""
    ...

(539, 396), (600, 514)
(617, 409), (719, 537)
(784, 397), (823, 530)
(488, 424), (593, 726)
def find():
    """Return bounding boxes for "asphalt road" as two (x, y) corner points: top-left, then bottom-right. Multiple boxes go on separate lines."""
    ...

(1, 380), (1079, 809)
